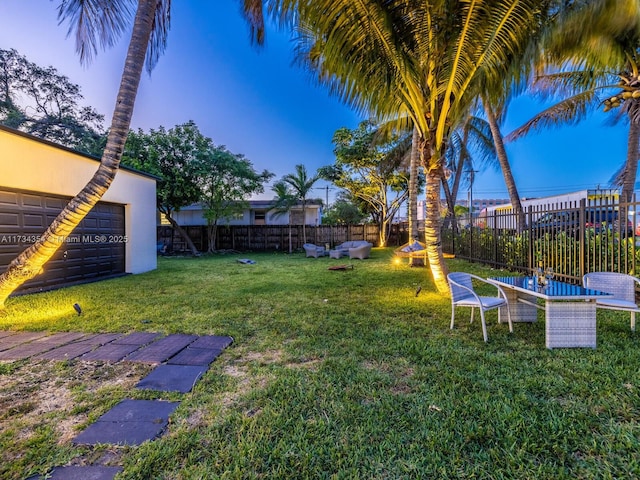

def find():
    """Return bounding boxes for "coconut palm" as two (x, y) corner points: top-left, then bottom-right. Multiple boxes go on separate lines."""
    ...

(281, 164), (320, 244)
(481, 97), (526, 231)
(271, 180), (298, 253)
(0, 0), (268, 307)
(507, 0), (640, 202)
(292, 0), (558, 293)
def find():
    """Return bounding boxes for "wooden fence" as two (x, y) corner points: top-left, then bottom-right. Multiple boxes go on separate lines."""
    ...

(157, 223), (412, 253)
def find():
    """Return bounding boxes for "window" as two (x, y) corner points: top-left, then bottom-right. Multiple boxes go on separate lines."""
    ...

(254, 211), (266, 225)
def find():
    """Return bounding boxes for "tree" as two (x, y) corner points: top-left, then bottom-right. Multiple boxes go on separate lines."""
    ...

(293, 0), (558, 293)
(280, 164), (320, 244)
(407, 126), (422, 265)
(322, 120), (410, 247)
(322, 191), (369, 225)
(122, 122), (209, 256)
(507, 0), (640, 202)
(199, 147), (273, 253)
(0, 0), (268, 307)
(271, 180), (298, 253)
(0, 48), (105, 153)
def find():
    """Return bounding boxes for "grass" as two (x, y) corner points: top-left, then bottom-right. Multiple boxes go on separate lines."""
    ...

(1, 248), (639, 479)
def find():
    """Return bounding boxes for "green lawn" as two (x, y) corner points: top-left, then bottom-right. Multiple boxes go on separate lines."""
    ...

(1, 249), (639, 479)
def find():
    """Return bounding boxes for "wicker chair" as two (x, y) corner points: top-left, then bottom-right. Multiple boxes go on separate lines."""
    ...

(583, 272), (640, 331)
(348, 242), (372, 260)
(303, 244), (326, 258)
(448, 272), (513, 342)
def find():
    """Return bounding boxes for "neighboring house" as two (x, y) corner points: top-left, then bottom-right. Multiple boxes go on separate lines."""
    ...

(0, 124), (157, 292)
(167, 200), (323, 227)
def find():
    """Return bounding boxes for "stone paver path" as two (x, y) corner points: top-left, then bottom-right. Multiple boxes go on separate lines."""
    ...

(6, 330), (234, 480)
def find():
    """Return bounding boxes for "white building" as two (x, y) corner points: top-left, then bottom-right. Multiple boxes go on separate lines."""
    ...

(0, 125), (157, 292)
(169, 200), (323, 227)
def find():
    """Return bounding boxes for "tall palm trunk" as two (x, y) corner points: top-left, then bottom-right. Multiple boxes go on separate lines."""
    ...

(301, 200), (307, 244)
(483, 98), (525, 231)
(424, 164), (449, 294)
(440, 165), (456, 227)
(0, 0), (156, 307)
(621, 115), (640, 203)
(408, 126), (422, 265)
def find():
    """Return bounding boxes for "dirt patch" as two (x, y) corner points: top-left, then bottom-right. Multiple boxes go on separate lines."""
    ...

(0, 360), (151, 445)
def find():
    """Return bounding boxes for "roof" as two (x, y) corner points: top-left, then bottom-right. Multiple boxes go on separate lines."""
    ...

(0, 124), (160, 181)
(179, 200), (323, 211)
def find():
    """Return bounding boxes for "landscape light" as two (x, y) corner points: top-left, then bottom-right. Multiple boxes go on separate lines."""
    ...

(73, 303), (82, 315)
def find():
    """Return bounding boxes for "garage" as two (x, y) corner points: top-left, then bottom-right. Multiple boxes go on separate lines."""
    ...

(0, 188), (126, 292)
(1, 124), (157, 296)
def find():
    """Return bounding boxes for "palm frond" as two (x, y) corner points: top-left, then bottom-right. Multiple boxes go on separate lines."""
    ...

(57, 0), (135, 66)
(145, 0), (171, 74)
(608, 162), (627, 188)
(240, 0), (265, 46)
(506, 90), (600, 142)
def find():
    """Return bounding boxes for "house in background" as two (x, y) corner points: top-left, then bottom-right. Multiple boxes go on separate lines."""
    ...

(166, 200), (323, 227)
(0, 125), (157, 293)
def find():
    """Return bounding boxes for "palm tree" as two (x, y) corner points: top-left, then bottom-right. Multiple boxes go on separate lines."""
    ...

(507, 0), (640, 202)
(271, 180), (298, 253)
(481, 97), (526, 231)
(0, 0), (267, 307)
(281, 164), (320, 244)
(292, 1), (558, 293)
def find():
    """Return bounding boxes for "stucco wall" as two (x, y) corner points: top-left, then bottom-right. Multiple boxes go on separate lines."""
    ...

(0, 127), (157, 274)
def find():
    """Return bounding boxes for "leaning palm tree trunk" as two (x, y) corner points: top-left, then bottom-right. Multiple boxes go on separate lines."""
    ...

(483, 99), (526, 231)
(0, 1), (156, 308)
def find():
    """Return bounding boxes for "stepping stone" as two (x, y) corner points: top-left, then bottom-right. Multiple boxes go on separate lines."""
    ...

(26, 465), (122, 480)
(112, 332), (161, 345)
(0, 341), (57, 360)
(34, 341), (100, 361)
(136, 364), (209, 393)
(0, 331), (48, 352)
(0, 332), (87, 360)
(167, 347), (223, 366)
(125, 334), (198, 365)
(72, 399), (179, 446)
(73, 333), (123, 346)
(33, 332), (88, 344)
(80, 342), (145, 362)
(188, 335), (233, 350)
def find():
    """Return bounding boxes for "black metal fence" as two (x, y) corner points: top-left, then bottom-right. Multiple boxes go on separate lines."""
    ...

(157, 223), (412, 253)
(442, 197), (640, 284)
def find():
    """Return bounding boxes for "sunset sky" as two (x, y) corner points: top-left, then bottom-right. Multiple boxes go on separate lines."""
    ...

(0, 0), (631, 205)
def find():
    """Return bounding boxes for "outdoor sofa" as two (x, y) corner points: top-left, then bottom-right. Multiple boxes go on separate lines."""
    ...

(330, 241), (373, 260)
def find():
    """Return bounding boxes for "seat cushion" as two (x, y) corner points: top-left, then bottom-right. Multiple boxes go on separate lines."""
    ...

(596, 298), (640, 310)
(454, 297), (505, 309)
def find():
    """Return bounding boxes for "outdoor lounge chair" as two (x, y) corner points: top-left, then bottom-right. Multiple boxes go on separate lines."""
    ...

(303, 243), (326, 258)
(348, 242), (372, 260)
(583, 272), (640, 331)
(448, 272), (513, 342)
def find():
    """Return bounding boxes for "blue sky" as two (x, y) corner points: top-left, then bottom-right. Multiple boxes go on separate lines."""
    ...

(0, 0), (632, 204)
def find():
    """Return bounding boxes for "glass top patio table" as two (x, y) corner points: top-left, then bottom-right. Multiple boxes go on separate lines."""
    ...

(489, 276), (612, 301)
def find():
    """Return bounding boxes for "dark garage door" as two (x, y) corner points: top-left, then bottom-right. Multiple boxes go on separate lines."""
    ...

(0, 188), (126, 293)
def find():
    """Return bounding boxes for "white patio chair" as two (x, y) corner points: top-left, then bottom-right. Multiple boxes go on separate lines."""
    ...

(582, 272), (640, 331)
(448, 272), (513, 342)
